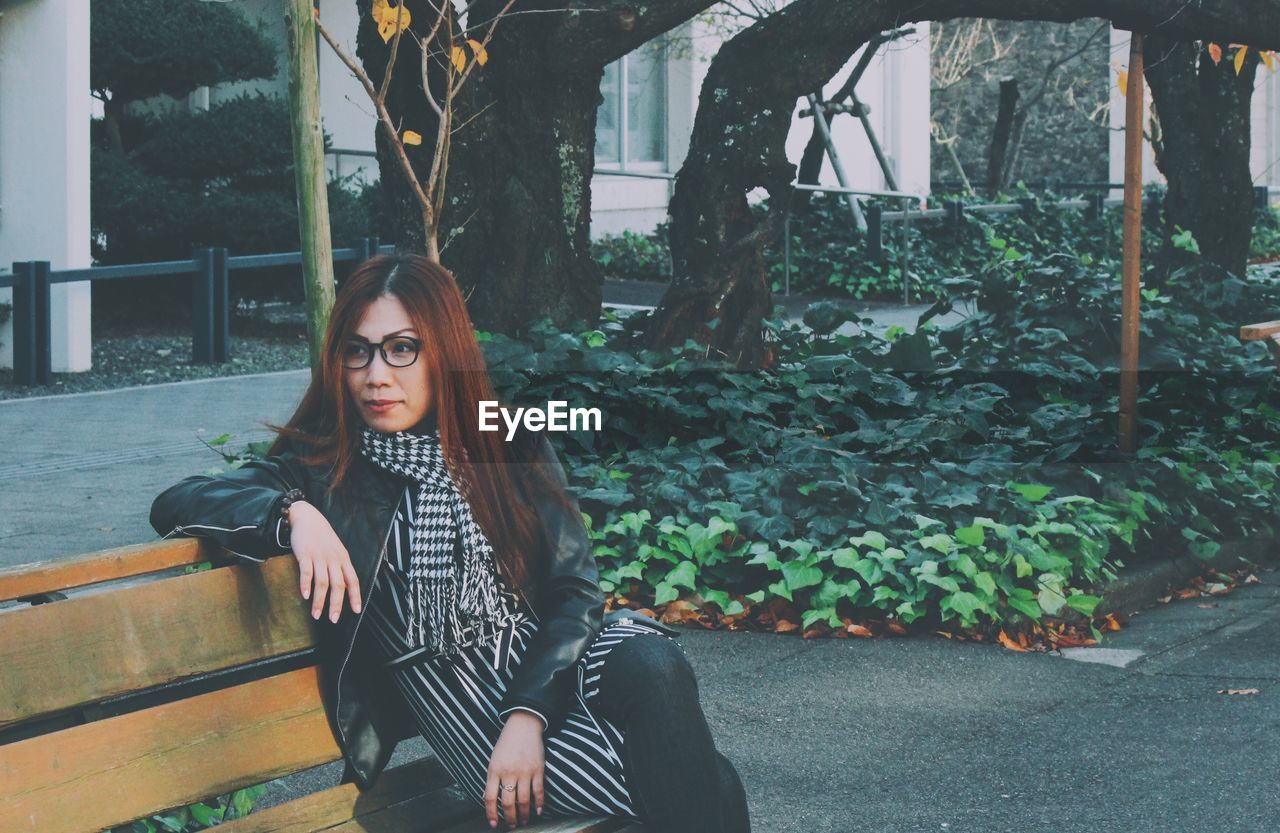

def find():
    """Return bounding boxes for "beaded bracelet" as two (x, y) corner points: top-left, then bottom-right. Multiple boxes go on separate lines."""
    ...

(276, 488), (307, 548)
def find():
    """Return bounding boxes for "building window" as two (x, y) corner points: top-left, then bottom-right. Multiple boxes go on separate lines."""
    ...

(596, 38), (668, 169)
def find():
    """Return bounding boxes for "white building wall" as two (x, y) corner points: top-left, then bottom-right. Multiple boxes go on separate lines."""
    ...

(0, 0), (92, 372)
(317, 0), (379, 184)
(1108, 27), (1280, 199)
(1251, 59), (1280, 196)
(1108, 28), (1159, 195)
(590, 19), (933, 239)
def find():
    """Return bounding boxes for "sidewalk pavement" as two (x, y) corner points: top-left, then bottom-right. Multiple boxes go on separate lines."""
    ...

(2, 349), (1276, 831)
(603, 278), (972, 334)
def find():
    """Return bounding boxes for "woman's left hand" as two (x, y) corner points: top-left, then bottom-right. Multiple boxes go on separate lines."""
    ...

(485, 712), (545, 829)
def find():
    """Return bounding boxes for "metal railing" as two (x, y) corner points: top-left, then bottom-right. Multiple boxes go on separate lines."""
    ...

(3, 238), (393, 387)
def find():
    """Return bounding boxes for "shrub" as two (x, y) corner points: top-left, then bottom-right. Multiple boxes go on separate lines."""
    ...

(592, 221), (673, 281)
(90, 94), (376, 321)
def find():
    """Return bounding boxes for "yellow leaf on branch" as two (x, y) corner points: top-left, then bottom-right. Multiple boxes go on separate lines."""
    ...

(1234, 45), (1249, 75)
(467, 38), (489, 66)
(1116, 69), (1128, 97)
(450, 45), (467, 73)
(371, 0), (411, 44)
(1208, 43), (1223, 65)
(1262, 50), (1276, 72)
(402, 130), (423, 146)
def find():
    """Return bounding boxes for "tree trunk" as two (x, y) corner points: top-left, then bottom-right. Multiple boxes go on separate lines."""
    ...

(353, 0), (714, 335)
(1001, 108), (1029, 189)
(1144, 36), (1260, 281)
(987, 77), (1019, 194)
(348, 0), (1277, 346)
(648, 1), (1278, 369)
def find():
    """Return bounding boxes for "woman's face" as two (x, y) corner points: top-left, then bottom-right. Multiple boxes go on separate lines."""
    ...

(343, 294), (434, 433)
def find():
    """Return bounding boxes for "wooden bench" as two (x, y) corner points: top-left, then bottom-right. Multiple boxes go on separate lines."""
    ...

(0, 539), (646, 833)
(1239, 320), (1280, 367)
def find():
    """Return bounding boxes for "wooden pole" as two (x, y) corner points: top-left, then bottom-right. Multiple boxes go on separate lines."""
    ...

(285, 0), (335, 371)
(1119, 34), (1144, 454)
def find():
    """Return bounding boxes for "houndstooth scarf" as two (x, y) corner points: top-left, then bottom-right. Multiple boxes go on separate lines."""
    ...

(358, 426), (521, 660)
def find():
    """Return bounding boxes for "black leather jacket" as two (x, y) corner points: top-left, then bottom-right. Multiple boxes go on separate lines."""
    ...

(149, 426), (676, 790)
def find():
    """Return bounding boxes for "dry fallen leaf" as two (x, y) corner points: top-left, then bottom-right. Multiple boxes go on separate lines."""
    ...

(659, 599), (701, 624)
(1218, 688), (1260, 696)
(998, 630), (1027, 652)
(1157, 594), (1173, 604)
(775, 620), (799, 634)
(847, 624), (873, 638)
(886, 621), (907, 635)
(1244, 574), (1261, 585)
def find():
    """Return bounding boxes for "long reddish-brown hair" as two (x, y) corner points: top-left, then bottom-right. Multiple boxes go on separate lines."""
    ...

(266, 254), (570, 591)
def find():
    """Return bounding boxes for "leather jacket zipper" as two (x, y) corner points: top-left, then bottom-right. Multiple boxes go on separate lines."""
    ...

(162, 523), (266, 563)
(332, 508), (397, 756)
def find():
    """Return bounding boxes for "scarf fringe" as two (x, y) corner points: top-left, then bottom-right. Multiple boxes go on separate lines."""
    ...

(360, 426), (516, 658)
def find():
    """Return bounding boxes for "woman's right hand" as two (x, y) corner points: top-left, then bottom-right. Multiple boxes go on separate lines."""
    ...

(287, 501), (363, 623)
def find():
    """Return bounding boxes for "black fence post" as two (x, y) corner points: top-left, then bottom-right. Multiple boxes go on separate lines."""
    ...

(1016, 196), (1037, 217)
(866, 204), (883, 261)
(1086, 193), (1106, 222)
(192, 248), (215, 364)
(12, 262), (52, 387)
(1255, 186), (1270, 210)
(212, 247), (230, 363)
(33, 262), (51, 386)
(944, 200), (964, 228)
(358, 236), (381, 262)
(12, 262), (34, 386)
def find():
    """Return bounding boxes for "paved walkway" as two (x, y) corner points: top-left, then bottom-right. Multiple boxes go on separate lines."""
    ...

(0, 370), (309, 565)
(603, 278), (972, 334)
(2, 301), (1275, 831)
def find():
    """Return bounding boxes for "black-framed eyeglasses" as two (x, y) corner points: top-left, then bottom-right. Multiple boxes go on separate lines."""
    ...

(342, 336), (422, 369)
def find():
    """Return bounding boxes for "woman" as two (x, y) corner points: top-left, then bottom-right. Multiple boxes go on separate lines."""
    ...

(150, 254), (750, 832)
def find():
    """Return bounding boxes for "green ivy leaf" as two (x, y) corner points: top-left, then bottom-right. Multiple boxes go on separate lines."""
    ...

(954, 525), (985, 547)
(1011, 482), (1054, 502)
(1064, 593), (1102, 617)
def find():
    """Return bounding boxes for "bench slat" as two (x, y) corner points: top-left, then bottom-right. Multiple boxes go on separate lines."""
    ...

(0, 555), (315, 728)
(1239, 320), (1280, 340)
(214, 757), (468, 833)
(0, 666), (339, 833)
(0, 538), (209, 603)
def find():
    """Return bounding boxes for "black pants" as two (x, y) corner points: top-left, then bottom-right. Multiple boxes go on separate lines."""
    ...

(590, 632), (751, 833)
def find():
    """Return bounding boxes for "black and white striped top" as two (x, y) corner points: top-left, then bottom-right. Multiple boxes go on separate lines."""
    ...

(362, 485), (678, 823)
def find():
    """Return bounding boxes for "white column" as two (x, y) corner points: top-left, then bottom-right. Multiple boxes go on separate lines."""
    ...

(889, 22), (932, 200)
(0, 0), (93, 372)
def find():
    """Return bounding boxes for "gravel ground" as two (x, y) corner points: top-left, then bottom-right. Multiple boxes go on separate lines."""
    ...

(0, 308), (310, 401)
